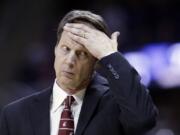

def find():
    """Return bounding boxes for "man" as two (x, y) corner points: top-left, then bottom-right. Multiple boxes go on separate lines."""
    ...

(0, 10), (157, 135)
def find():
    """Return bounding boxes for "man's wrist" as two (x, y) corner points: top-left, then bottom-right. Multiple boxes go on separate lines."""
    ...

(98, 51), (117, 60)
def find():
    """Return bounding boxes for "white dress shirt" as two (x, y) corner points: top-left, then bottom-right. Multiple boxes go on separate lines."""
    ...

(50, 80), (86, 135)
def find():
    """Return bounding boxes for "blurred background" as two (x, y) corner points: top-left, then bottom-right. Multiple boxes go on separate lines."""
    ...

(0, 0), (180, 134)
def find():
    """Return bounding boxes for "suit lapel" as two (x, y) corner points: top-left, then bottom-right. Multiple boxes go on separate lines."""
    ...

(29, 87), (52, 135)
(75, 74), (109, 135)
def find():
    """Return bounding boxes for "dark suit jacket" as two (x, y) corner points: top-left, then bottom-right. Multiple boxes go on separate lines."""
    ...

(0, 52), (157, 135)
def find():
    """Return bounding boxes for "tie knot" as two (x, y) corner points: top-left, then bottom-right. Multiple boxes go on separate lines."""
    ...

(64, 96), (75, 108)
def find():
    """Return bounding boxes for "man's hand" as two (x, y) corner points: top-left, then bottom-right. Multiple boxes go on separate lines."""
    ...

(63, 23), (120, 59)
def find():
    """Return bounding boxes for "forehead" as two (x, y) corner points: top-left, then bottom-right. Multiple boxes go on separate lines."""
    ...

(58, 31), (86, 50)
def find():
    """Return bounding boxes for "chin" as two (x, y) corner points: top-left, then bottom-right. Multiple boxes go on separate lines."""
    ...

(60, 77), (76, 86)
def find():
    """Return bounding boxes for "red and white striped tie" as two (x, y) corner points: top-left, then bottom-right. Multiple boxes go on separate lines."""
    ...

(58, 96), (75, 135)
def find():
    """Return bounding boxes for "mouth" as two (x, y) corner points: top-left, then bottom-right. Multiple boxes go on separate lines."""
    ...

(61, 71), (75, 79)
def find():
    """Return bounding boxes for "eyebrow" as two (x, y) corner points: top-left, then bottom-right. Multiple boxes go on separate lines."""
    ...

(60, 43), (87, 52)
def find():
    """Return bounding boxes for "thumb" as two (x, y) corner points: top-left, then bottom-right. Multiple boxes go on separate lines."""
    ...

(111, 31), (120, 51)
(111, 31), (120, 42)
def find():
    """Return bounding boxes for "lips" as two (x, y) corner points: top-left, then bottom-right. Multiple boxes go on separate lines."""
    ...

(61, 71), (75, 78)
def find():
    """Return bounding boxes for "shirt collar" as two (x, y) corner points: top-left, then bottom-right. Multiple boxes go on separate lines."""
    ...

(51, 79), (86, 112)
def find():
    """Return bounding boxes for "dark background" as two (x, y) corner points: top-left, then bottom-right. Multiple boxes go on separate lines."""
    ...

(0, 0), (180, 134)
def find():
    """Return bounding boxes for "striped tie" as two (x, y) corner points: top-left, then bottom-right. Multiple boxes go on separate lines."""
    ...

(58, 96), (75, 135)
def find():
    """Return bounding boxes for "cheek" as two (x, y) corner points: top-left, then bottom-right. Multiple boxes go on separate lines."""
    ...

(54, 57), (63, 72)
(78, 64), (94, 78)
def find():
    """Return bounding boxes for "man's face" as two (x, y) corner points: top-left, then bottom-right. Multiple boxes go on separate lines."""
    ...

(54, 31), (96, 92)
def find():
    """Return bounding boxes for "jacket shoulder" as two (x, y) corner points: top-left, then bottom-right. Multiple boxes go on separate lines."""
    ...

(2, 87), (52, 113)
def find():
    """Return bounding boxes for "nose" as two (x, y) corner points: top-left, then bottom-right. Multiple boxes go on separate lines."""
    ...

(65, 51), (76, 68)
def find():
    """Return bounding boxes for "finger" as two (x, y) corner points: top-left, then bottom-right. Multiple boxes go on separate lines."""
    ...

(64, 26), (85, 38)
(67, 32), (87, 46)
(65, 23), (92, 32)
(111, 31), (120, 42)
(111, 31), (120, 51)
